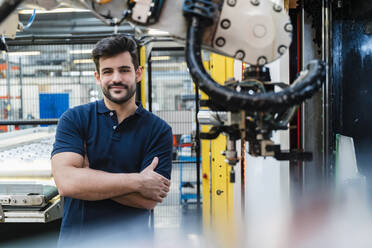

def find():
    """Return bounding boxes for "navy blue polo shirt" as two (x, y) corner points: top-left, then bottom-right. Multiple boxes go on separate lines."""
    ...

(52, 99), (172, 246)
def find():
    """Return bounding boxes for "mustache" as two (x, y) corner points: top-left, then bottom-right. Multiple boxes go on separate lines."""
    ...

(108, 83), (129, 89)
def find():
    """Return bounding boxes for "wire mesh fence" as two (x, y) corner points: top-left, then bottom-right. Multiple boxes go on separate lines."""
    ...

(149, 48), (201, 232)
(0, 43), (100, 130)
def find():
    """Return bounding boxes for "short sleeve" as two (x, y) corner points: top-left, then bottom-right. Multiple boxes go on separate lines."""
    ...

(140, 125), (173, 179)
(51, 109), (85, 158)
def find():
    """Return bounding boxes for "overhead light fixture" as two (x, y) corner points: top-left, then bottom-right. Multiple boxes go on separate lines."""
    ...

(73, 59), (93, 64)
(19, 8), (90, 15)
(147, 29), (169, 36)
(5, 51), (40, 56)
(151, 56), (170, 61)
(69, 49), (92, 54)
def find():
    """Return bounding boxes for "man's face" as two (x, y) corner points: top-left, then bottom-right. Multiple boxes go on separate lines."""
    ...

(94, 51), (142, 104)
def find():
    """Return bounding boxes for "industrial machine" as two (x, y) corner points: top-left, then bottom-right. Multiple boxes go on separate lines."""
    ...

(0, 1), (328, 247)
(0, 127), (62, 223)
(0, 0), (325, 168)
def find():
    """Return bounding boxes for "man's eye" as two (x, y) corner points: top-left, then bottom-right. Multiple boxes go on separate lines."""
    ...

(102, 71), (111, 74)
(120, 69), (131, 73)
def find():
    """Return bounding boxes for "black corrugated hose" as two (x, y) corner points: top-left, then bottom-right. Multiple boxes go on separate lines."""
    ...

(185, 16), (326, 112)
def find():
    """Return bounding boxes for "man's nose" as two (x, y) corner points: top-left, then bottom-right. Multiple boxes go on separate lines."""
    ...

(112, 71), (121, 82)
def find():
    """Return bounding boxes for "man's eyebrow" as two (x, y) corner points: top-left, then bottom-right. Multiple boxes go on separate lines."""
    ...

(118, 66), (131, 69)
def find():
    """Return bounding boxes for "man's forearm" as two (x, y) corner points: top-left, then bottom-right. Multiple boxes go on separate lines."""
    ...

(52, 153), (141, 201)
(58, 167), (141, 200)
(112, 193), (158, 210)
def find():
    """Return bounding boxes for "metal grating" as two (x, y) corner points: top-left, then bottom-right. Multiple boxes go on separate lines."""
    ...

(149, 48), (201, 233)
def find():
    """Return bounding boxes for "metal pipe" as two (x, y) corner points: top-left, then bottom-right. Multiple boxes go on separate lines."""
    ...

(148, 53), (152, 112)
(322, 0), (332, 179)
(195, 84), (201, 209)
(19, 57), (23, 119)
(5, 53), (11, 120)
(0, 119), (58, 125)
(197, 110), (227, 126)
(240, 110), (246, 219)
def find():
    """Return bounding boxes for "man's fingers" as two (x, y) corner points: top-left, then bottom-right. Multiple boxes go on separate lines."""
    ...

(146, 157), (159, 171)
(161, 178), (170, 187)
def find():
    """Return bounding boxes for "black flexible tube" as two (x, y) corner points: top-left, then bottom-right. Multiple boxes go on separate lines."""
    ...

(185, 17), (326, 112)
(0, 0), (23, 24)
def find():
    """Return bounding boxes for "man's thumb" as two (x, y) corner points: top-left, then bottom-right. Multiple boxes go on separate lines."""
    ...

(147, 157), (158, 170)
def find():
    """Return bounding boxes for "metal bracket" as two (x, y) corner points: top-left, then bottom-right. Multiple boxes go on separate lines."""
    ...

(266, 145), (313, 161)
(0, 204), (4, 222)
(183, 0), (219, 25)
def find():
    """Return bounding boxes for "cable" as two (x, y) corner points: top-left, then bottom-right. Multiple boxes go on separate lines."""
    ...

(23, 8), (36, 30)
(185, 16), (326, 112)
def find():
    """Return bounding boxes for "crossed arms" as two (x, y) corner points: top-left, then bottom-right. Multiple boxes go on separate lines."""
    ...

(51, 152), (170, 210)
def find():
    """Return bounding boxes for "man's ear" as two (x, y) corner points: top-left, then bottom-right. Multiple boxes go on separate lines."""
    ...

(94, 71), (101, 86)
(135, 66), (143, 83)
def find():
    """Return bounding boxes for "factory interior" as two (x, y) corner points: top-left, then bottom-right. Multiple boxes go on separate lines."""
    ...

(1, 0), (372, 247)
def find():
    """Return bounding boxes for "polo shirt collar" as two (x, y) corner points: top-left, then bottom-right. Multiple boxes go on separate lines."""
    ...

(97, 99), (145, 116)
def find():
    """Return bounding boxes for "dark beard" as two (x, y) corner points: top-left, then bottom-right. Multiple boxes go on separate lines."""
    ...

(102, 82), (136, 104)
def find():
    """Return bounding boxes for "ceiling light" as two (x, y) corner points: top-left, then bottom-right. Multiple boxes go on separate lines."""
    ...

(69, 49), (92, 54)
(19, 8), (90, 15)
(73, 59), (93, 64)
(151, 56), (170, 61)
(5, 51), (40, 56)
(147, 29), (169, 36)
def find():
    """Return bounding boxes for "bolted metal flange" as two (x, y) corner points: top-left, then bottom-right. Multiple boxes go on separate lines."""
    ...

(278, 45), (287, 55)
(257, 56), (268, 66)
(284, 23), (293, 32)
(250, 0), (260, 6)
(235, 50), (245, 60)
(227, 0), (237, 7)
(220, 19), (231, 29)
(215, 37), (226, 47)
(273, 4), (282, 12)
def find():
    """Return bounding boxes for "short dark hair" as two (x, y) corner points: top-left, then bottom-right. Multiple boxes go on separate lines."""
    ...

(92, 35), (139, 72)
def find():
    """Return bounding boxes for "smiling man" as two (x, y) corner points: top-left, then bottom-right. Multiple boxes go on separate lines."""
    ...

(51, 35), (173, 247)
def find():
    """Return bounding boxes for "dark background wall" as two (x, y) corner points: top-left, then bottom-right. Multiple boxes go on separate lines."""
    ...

(332, 1), (372, 189)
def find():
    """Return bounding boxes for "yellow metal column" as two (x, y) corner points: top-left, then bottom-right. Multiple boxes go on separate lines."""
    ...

(139, 46), (147, 109)
(209, 53), (235, 245)
(201, 55), (212, 231)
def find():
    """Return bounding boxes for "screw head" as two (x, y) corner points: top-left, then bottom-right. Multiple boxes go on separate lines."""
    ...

(216, 37), (226, 47)
(257, 56), (267, 66)
(250, 0), (260, 6)
(284, 23), (293, 32)
(235, 50), (245, 60)
(221, 19), (231, 29)
(227, 0), (237, 7)
(278, 45), (287, 55)
(273, 4), (282, 12)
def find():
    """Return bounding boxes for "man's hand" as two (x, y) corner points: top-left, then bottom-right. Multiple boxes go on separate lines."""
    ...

(138, 157), (170, 202)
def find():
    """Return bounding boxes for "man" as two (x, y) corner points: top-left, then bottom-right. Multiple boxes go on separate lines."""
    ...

(51, 35), (173, 247)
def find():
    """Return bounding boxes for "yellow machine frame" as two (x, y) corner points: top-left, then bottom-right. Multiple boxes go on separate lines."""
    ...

(201, 52), (235, 243)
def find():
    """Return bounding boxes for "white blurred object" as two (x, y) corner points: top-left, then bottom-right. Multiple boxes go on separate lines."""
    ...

(335, 134), (365, 187)
(0, 12), (19, 39)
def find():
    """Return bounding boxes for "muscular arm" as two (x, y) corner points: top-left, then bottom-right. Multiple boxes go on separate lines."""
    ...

(52, 152), (169, 201)
(52, 152), (141, 201)
(112, 193), (158, 210)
